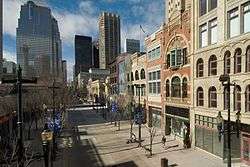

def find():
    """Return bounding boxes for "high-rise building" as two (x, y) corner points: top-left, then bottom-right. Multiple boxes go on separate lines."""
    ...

(0, 0), (2, 79)
(99, 12), (121, 69)
(16, 1), (62, 79)
(93, 41), (99, 68)
(124, 39), (140, 54)
(74, 35), (92, 76)
(62, 60), (67, 84)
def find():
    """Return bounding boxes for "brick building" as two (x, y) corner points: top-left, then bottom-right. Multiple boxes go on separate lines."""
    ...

(161, 0), (191, 140)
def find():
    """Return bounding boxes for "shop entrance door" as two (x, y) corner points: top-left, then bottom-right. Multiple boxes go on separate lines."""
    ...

(165, 116), (171, 135)
(242, 133), (250, 165)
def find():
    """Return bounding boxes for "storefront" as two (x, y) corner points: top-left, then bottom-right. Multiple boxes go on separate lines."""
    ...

(241, 124), (250, 165)
(195, 114), (240, 159)
(165, 106), (189, 138)
(149, 106), (161, 128)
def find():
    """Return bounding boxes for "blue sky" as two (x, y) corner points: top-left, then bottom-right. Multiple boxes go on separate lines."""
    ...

(3, 0), (165, 81)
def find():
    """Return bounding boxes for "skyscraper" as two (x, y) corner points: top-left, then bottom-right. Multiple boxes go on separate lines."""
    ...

(93, 41), (99, 69)
(0, 0), (2, 79)
(74, 35), (92, 76)
(99, 12), (121, 69)
(62, 60), (67, 84)
(16, 1), (62, 79)
(125, 39), (140, 54)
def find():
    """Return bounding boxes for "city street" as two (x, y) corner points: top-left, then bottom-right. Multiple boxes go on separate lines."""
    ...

(39, 107), (233, 167)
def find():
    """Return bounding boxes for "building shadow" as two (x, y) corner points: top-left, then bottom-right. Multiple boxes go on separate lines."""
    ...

(105, 161), (138, 167)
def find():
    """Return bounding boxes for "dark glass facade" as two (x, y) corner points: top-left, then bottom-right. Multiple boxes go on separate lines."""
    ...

(16, 1), (62, 78)
(74, 35), (92, 76)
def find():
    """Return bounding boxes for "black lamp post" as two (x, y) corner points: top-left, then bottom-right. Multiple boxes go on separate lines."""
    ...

(217, 74), (241, 167)
(41, 124), (52, 167)
(135, 84), (144, 147)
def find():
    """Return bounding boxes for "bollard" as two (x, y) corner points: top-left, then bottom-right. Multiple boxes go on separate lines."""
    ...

(161, 158), (168, 167)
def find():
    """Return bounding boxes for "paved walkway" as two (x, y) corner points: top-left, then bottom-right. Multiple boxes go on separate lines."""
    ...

(30, 108), (249, 167)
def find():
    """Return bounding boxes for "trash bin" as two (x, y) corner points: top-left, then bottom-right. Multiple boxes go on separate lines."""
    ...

(161, 158), (168, 167)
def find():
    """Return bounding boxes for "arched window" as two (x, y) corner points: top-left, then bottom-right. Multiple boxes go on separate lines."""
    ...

(234, 48), (242, 73)
(224, 51), (231, 74)
(196, 58), (204, 77)
(182, 77), (188, 98)
(224, 87), (229, 110)
(209, 86), (217, 108)
(140, 69), (145, 79)
(246, 46), (250, 72)
(234, 85), (241, 111)
(166, 79), (170, 97)
(197, 87), (204, 106)
(246, 85), (250, 112)
(131, 72), (134, 81)
(171, 76), (181, 97)
(208, 55), (217, 76)
(135, 70), (139, 80)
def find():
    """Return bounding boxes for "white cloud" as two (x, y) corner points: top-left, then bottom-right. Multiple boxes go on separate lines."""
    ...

(3, 0), (23, 37)
(3, 50), (16, 62)
(53, 10), (98, 46)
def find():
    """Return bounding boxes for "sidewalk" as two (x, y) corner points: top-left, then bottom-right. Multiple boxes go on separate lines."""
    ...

(88, 115), (247, 167)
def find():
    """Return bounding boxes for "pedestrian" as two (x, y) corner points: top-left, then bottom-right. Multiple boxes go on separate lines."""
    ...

(161, 135), (166, 148)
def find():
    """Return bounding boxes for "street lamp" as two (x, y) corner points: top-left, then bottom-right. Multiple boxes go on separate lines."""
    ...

(217, 74), (241, 167)
(41, 123), (53, 167)
(135, 84), (144, 147)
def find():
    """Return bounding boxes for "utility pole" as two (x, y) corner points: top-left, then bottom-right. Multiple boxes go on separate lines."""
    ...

(1, 66), (37, 167)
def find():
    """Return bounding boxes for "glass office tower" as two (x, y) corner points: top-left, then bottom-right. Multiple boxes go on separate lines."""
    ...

(16, 1), (62, 78)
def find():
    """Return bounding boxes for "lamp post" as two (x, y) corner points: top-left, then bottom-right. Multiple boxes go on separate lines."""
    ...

(135, 84), (144, 147)
(217, 74), (241, 167)
(41, 124), (53, 167)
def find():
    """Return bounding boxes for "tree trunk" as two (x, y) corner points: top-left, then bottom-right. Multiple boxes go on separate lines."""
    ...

(150, 134), (153, 156)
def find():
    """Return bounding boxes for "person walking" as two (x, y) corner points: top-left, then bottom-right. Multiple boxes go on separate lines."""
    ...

(161, 135), (166, 148)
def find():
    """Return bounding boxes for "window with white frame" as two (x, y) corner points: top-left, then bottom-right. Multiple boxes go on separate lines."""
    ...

(234, 48), (242, 73)
(196, 58), (204, 77)
(246, 85), (250, 112)
(209, 86), (217, 108)
(209, 0), (217, 11)
(228, 8), (240, 38)
(199, 23), (208, 48)
(209, 18), (217, 44)
(234, 85), (241, 111)
(197, 87), (204, 106)
(247, 46), (250, 72)
(243, 2), (250, 33)
(208, 55), (217, 76)
(148, 46), (160, 60)
(170, 49), (182, 67)
(199, 0), (207, 16)
(224, 51), (231, 74)
(148, 70), (161, 94)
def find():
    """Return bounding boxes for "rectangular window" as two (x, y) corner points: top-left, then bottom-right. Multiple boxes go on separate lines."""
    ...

(228, 8), (240, 38)
(199, 0), (207, 16)
(177, 49), (182, 66)
(243, 2), (250, 33)
(209, 0), (217, 11)
(209, 18), (217, 44)
(148, 70), (161, 95)
(157, 82), (161, 94)
(200, 24), (208, 47)
(183, 48), (188, 65)
(148, 47), (161, 60)
(171, 50), (176, 66)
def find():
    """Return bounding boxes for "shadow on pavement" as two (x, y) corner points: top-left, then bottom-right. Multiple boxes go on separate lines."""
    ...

(105, 160), (138, 167)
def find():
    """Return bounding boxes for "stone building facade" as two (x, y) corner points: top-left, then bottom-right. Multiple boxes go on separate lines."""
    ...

(191, 0), (250, 164)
